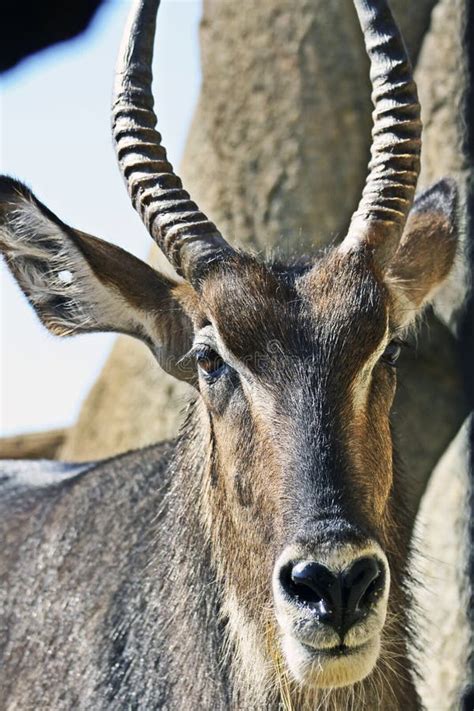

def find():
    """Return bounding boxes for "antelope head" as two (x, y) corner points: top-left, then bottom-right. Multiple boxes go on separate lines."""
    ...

(0, 0), (457, 694)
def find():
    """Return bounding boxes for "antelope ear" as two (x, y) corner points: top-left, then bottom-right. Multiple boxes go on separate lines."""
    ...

(0, 176), (196, 384)
(386, 179), (458, 327)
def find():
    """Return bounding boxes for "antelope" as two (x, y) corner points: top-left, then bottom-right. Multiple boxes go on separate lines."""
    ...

(0, 0), (459, 708)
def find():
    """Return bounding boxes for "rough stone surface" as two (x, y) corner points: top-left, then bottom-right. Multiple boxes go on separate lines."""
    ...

(60, 335), (192, 460)
(0, 429), (67, 460)
(410, 1), (472, 706)
(417, 0), (467, 190)
(416, 0), (471, 334)
(413, 418), (471, 710)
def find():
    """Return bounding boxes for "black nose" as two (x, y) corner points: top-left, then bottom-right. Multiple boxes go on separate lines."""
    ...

(280, 556), (384, 637)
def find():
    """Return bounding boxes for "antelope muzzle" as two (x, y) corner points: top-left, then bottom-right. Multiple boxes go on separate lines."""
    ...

(272, 540), (390, 688)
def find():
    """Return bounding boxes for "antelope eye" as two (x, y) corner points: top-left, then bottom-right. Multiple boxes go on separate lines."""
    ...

(195, 346), (227, 381)
(381, 340), (402, 367)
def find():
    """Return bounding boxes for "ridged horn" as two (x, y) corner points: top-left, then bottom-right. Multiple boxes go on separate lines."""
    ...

(341, 0), (422, 263)
(112, 0), (234, 282)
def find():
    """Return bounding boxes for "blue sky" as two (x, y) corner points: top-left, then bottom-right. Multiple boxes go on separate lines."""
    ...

(0, 0), (202, 435)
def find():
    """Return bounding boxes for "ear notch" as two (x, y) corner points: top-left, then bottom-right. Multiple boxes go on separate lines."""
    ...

(0, 176), (196, 383)
(386, 178), (458, 327)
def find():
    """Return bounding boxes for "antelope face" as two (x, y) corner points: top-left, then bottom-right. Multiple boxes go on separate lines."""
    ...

(194, 249), (395, 689)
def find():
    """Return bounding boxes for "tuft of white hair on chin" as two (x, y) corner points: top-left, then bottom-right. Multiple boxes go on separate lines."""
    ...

(281, 631), (381, 690)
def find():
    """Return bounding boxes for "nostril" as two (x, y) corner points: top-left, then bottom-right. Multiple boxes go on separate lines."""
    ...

(362, 569), (385, 606)
(343, 557), (385, 615)
(279, 561), (339, 610)
(279, 563), (321, 604)
(291, 562), (328, 605)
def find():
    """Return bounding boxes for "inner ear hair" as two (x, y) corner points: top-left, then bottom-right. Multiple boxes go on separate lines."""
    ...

(0, 176), (196, 382)
(385, 178), (458, 328)
(0, 177), (174, 334)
